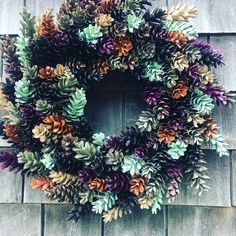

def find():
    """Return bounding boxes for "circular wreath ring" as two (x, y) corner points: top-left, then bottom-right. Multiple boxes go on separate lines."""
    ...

(0, 0), (234, 223)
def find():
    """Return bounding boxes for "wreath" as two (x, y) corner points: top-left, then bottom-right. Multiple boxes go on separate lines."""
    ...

(0, 0), (234, 223)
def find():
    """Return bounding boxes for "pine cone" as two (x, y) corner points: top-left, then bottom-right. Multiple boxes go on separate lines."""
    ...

(105, 136), (124, 152)
(54, 151), (81, 175)
(106, 173), (130, 192)
(68, 203), (92, 223)
(45, 184), (80, 203)
(38, 66), (56, 82)
(52, 32), (70, 57)
(73, 118), (93, 140)
(1, 78), (16, 103)
(205, 83), (228, 105)
(43, 115), (73, 136)
(30, 176), (53, 190)
(136, 110), (159, 132)
(143, 87), (161, 106)
(37, 82), (57, 100)
(36, 10), (57, 37)
(78, 169), (95, 184)
(19, 103), (40, 124)
(136, 41), (156, 60)
(157, 126), (176, 144)
(49, 171), (80, 186)
(35, 99), (53, 115)
(5, 62), (23, 80)
(153, 96), (170, 120)
(109, 21), (126, 37)
(203, 117), (217, 140)
(168, 31), (188, 45)
(0, 151), (23, 172)
(129, 175), (145, 196)
(3, 124), (21, 144)
(171, 52), (189, 72)
(114, 36), (133, 56)
(171, 81), (188, 99)
(61, 133), (78, 156)
(89, 177), (106, 192)
(30, 36), (53, 67)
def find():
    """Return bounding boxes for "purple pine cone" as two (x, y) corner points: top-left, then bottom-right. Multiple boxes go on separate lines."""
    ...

(134, 147), (148, 158)
(206, 83), (228, 105)
(185, 64), (200, 81)
(168, 118), (184, 131)
(98, 37), (115, 55)
(19, 104), (40, 123)
(5, 62), (23, 80)
(143, 87), (161, 106)
(105, 136), (124, 151)
(78, 169), (95, 184)
(52, 32), (70, 56)
(152, 28), (168, 42)
(106, 174), (130, 192)
(0, 151), (23, 172)
(191, 40), (224, 67)
(166, 162), (182, 179)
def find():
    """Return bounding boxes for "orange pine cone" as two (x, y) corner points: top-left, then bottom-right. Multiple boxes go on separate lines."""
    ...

(168, 31), (188, 44)
(91, 60), (109, 74)
(30, 177), (53, 190)
(203, 117), (218, 140)
(43, 115), (73, 136)
(98, 0), (120, 13)
(36, 10), (57, 36)
(89, 177), (106, 192)
(3, 124), (21, 144)
(38, 66), (55, 81)
(171, 81), (188, 99)
(114, 36), (133, 56)
(129, 175), (145, 196)
(157, 126), (176, 144)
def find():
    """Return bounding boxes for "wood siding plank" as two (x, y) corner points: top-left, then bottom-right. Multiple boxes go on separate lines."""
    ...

(0, 203), (41, 236)
(44, 204), (101, 236)
(104, 208), (165, 236)
(0, 0), (24, 34)
(231, 151), (236, 206)
(210, 36), (236, 91)
(25, 0), (64, 16)
(168, 0), (236, 33)
(168, 206), (236, 236)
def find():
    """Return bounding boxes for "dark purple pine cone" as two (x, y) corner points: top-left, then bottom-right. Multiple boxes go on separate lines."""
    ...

(143, 87), (161, 106)
(191, 40), (224, 67)
(19, 104), (40, 124)
(78, 169), (95, 184)
(152, 28), (168, 42)
(105, 135), (124, 151)
(98, 37), (115, 55)
(206, 83), (228, 105)
(106, 173), (130, 192)
(37, 83), (57, 100)
(5, 62), (22, 80)
(166, 162), (182, 179)
(168, 118), (184, 131)
(185, 64), (200, 81)
(52, 32), (70, 57)
(0, 151), (23, 172)
(134, 147), (148, 159)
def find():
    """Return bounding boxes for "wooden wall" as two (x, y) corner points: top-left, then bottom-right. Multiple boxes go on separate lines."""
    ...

(0, 0), (236, 235)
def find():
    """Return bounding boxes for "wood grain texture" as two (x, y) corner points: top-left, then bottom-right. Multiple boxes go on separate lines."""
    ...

(210, 36), (236, 91)
(0, 169), (22, 203)
(168, 0), (236, 33)
(0, 0), (23, 34)
(0, 203), (41, 236)
(44, 204), (101, 236)
(25, 0), (64, 16)
(231, 151), (236, 206)
(104, 207), (165, 236)
(166, 150), (231, 206)
(168, 206), (236, 236)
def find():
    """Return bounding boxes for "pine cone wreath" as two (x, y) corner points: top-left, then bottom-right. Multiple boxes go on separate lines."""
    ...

(0, 0), (232, 224)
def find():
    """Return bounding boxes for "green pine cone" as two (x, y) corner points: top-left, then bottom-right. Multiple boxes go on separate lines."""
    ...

(14, 78), (35, 103)
(80, 24), (102, 44)
(73, 141), (98, 165)
(17, 150), (45, 173)
(63, 88), (87, 121)
(127, 14), (143, 33)
(190, 90), (214, 114)
(56, 75), (77, 98)
(136, 110), (159, 132)
(167, 140), (188, 159)
(145, 61), (164, 82)
(137, 41), (156, 60)
(106, 151), (124, 171)
(36, 99), (53, 115)
(122, 155), (145, 176)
